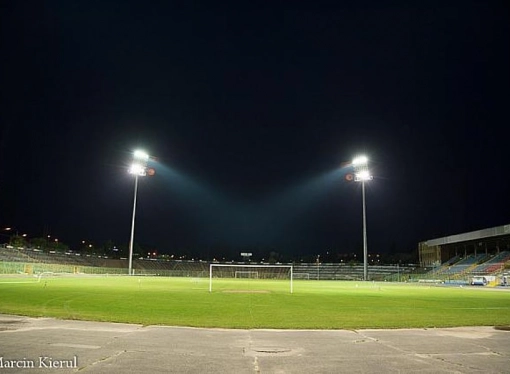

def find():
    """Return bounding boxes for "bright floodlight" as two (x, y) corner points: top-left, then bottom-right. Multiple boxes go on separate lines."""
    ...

(129, 163), (147, 176)
(352, 153), (372, 282)
(355, 169), (372, 181)
(352, 155), (368, 166)
(128, 149), (150, 276)
(134, 150), (149, 161)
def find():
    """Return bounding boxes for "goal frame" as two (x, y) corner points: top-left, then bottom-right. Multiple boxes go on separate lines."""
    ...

(209, 264), (293, 293)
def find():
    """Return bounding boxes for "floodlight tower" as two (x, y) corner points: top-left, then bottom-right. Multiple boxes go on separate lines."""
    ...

(352, 155), (372, 281)
(128, 150), (150, 276)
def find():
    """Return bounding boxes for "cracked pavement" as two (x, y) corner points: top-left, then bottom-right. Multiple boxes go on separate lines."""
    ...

(0, 315), (509, 373)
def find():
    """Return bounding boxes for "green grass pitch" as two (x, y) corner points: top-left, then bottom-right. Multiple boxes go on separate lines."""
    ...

(0, 276), (509, 329)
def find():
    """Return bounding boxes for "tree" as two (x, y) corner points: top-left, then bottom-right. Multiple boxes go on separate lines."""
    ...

(30, 237), (49, 250)
(268, 251), (280, 264)
(52, 241), (69, 252)
(9, 235), (28, 248)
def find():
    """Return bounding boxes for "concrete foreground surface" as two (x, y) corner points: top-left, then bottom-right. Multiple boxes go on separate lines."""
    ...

(0, 314), (509, 373)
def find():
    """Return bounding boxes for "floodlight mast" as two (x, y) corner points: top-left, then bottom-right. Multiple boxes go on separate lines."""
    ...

(352, 155), (372, 281)
(128, 150), (149, 276)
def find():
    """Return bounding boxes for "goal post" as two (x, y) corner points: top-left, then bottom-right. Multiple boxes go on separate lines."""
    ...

(209, 264), (293, 293)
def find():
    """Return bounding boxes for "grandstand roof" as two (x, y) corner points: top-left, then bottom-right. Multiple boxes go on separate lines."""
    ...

(425, 224), (510, 246)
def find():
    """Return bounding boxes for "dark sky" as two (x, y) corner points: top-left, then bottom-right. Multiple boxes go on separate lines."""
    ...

(1, 1), (509, 259)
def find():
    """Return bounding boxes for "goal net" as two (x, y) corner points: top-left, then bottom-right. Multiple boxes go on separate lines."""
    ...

(209, 264), (293, 293)
(235, 271), (259, 279)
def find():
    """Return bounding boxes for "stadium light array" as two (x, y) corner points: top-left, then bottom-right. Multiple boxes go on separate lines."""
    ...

(352, 155), (368, 167)
(134, 150), (149, 161)
(128, 149), (151, 276)
(352, 155), (372, 281)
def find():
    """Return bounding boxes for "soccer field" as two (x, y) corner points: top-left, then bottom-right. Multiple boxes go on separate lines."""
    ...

(0, 275), (509, 329)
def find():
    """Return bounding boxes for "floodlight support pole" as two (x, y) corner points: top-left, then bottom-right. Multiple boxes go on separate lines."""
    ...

(362, 180), (368, 281)
(128, 174), (139, 276)
(353, 155), (371, 281)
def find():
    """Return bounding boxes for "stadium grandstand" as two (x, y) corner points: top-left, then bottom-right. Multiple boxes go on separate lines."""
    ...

(2, 223), (509, 285)
(418, 224), (510, 285)
(0, 245), (414, 281)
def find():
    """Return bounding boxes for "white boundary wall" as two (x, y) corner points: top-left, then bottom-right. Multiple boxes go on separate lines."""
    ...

(209, 264), (293, 293)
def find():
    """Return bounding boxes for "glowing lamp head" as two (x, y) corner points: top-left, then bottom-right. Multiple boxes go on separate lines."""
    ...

(133, 150), (149, 161)
(129, 163), (147, 176)
(355, 170), (372, 182)
(130, 149), (150, 176)
(352, 155), (368, 166)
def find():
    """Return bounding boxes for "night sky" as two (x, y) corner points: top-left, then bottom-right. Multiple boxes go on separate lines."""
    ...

(1, 1), (509, 260)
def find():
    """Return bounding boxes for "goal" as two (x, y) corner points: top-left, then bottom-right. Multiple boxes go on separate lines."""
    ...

(209, 264), (293, 293)
(235, 271), (259, 279)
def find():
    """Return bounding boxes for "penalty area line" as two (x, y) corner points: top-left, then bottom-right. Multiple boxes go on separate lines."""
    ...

(0, 281), (41, 284)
